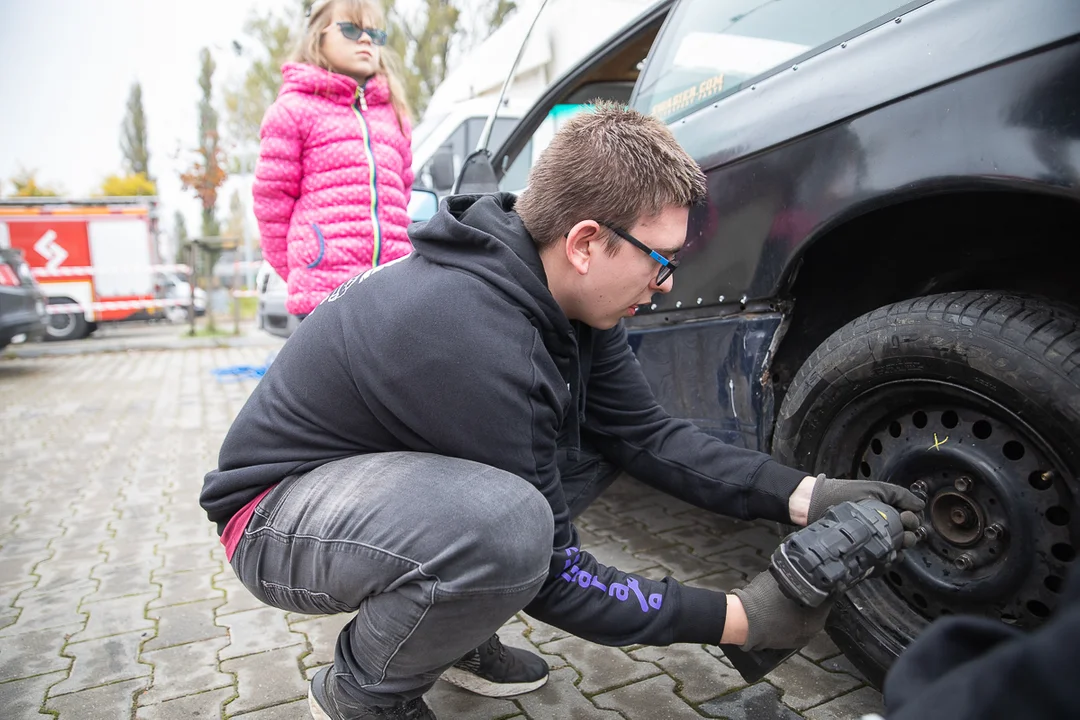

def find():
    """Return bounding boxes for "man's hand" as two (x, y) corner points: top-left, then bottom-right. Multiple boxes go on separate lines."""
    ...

(728, 570), (833, 651)
(793, 473), (925, 547)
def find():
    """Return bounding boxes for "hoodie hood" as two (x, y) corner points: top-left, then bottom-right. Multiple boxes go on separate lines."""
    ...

(280, 62), (390, 106)
(410, 193), (586, 450)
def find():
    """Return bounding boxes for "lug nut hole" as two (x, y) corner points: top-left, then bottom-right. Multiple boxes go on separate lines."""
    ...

(913, 411), (928, 428)
(941, 410), (959, 428)
(1003, 441), (1025, 461)
(1051, 543), (1076, 562)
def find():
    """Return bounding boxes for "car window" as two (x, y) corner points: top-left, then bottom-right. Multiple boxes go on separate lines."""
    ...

(633, 0), (919, 124)
(497, 104), (592, 193)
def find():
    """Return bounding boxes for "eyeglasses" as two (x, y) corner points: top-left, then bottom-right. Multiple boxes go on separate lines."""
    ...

(336, 22), (388, 46)
(601, 223), (679, 285)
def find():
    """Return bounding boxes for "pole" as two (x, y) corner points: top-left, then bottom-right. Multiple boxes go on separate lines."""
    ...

(188, 242), (197, 336)
(232, 254), (241, 336)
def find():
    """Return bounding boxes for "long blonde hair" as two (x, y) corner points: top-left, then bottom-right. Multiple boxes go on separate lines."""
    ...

(293, 0), (412, 129)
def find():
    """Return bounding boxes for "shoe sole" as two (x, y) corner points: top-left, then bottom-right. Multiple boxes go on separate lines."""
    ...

(439, 666), (549, 697)
(308, 685), (332, 720)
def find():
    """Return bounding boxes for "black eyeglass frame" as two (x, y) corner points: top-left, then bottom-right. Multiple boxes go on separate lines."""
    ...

(600, 222), (679, 285)
(336, 22), (388, 46)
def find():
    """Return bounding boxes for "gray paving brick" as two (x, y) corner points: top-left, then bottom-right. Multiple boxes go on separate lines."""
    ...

(599, 521), (679, 554)
(659, 525), (745, 557)
(541, 635), (659, 696)
(583, 540), (658, 575)
(102, 539), (161, 566)
(765, 654), (861, 711)
(820, 652), (868, 683)
(71, 592), (155, 643)
(594, 673), (704, 719)
(620, 505), (698, 533)
(289, 613), (351, 669)
(699, 682), (803, 720)
(685, 569), (749, 593)
(135, 686), (233, 720)
(0, 551), (49, 583)
(231, 698), (308, 718)
(630, 643), (746, 703)
(428, 679), (520, 719)
(214, 570), (266, 616)
(219, 606), (304, 660)
(496, 618), (567, 671)
(803, 686), (883, 720)
(799, 633), (841, 662)
(140, 636), (233, 705)
(144, 598), (229, 652)
(46, 676), (150, 720)
(577, 506), (631, 532)
(0, 622), (79, 682)
(0, 533), (54, 557)
(518, 613), (571, 645)
(51, 629), (151, 696)
(0, 669), (67, 719)
(221, 645), (308, 715)
(4, 582), (92, 635)
(513, 666), (622, 720)
(727, 525), (784, 554)
(630, 546), (725, 581)
(714, 550), (770, 577)
(87, 561), (163, 603)
(150, 569), (223, 608)
(32, 548), (107, 591)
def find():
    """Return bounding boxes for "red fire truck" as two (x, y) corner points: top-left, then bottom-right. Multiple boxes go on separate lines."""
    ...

(0, 197), (171, 340)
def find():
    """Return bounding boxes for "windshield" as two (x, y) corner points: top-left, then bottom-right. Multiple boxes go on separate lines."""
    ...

(412, 110), (450, 149)
(633, 0), (918, 123)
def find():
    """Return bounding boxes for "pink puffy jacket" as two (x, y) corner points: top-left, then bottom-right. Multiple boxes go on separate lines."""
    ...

(253, 62), (414, 315)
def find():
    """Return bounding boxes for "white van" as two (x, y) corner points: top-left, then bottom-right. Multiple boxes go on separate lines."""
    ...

(410, 97), (533, 197)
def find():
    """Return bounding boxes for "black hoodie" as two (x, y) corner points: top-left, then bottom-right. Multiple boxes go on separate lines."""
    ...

(200, 193), (807, 646)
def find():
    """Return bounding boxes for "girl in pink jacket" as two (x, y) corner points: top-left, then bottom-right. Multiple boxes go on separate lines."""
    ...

(254, 0), (414, 317)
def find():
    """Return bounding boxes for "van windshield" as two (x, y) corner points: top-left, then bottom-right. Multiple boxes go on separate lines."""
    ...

(633, 0), (917, 124)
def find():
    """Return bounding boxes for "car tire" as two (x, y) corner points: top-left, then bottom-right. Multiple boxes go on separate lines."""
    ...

(44, 298), (90, 342)
(773, 291), (1080, 688)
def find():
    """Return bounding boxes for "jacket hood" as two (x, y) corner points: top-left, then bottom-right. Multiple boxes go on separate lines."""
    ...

(408, 193), (573, 345)
(410, 194), (584, 445)
(280, 62), (390, 106)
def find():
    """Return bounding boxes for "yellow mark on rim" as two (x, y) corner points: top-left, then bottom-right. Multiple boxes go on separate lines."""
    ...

(930, 433), (949, 451)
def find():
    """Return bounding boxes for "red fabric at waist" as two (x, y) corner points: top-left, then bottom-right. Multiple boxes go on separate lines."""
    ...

(221, 486), (276, 561)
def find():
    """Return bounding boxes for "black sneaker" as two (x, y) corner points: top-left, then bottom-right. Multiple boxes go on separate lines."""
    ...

(440, 633), (549, 697)
(308, 666), (437, 720)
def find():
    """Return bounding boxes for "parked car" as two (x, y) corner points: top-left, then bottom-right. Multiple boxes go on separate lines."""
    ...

(458, 0), (1080, 688)
(0, 248), (48, 351)
(155, 271), (207, 324)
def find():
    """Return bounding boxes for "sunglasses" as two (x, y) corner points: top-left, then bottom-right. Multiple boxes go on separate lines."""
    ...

(601, 223), (679, 285)
(336, 22), (388, 46)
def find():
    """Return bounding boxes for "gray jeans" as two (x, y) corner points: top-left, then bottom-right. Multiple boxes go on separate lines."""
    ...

(229, 448), (620, 707)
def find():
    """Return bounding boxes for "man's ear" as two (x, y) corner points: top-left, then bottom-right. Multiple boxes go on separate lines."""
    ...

(564, 221), (603, 276)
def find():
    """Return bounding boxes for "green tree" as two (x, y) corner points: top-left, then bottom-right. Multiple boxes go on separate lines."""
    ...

(120, 82), (152, 179)
(99, 172), (157, 197)
(225, 0), (519, 145)
(180, 48), (227, 239)
(10, 168), (61, 197)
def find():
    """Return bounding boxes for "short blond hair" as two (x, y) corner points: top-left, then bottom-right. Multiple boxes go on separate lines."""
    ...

(516, 101), (706, 250)
(293, 0), (412, 128)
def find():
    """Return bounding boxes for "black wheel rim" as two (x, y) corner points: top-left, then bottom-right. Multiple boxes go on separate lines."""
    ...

(816, 379), (1077, 649)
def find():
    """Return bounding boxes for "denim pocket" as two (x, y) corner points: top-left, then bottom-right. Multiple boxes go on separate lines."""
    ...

(260, 581), (353, 615)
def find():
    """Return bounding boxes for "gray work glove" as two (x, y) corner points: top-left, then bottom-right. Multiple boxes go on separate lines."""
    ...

(807, 474), (925, 548)
(732, 570), (833, 651)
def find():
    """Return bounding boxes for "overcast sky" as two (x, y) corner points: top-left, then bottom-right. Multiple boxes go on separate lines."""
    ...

(0, 0), (287, 237)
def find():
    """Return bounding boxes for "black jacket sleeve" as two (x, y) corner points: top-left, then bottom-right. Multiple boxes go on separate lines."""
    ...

(581, 323), (807, 523)
(883, 566), (1080, 719)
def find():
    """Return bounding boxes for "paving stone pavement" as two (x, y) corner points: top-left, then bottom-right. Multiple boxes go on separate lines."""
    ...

(0, 347), (885, 719)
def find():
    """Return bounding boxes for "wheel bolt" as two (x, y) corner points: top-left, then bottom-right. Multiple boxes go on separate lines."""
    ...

(910, 480), (929, 497)
(955, 554), (974, 571)
(985, 523), (1006, 541)
(914, 526), (929, 542)
(954, 476), (972, 493)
